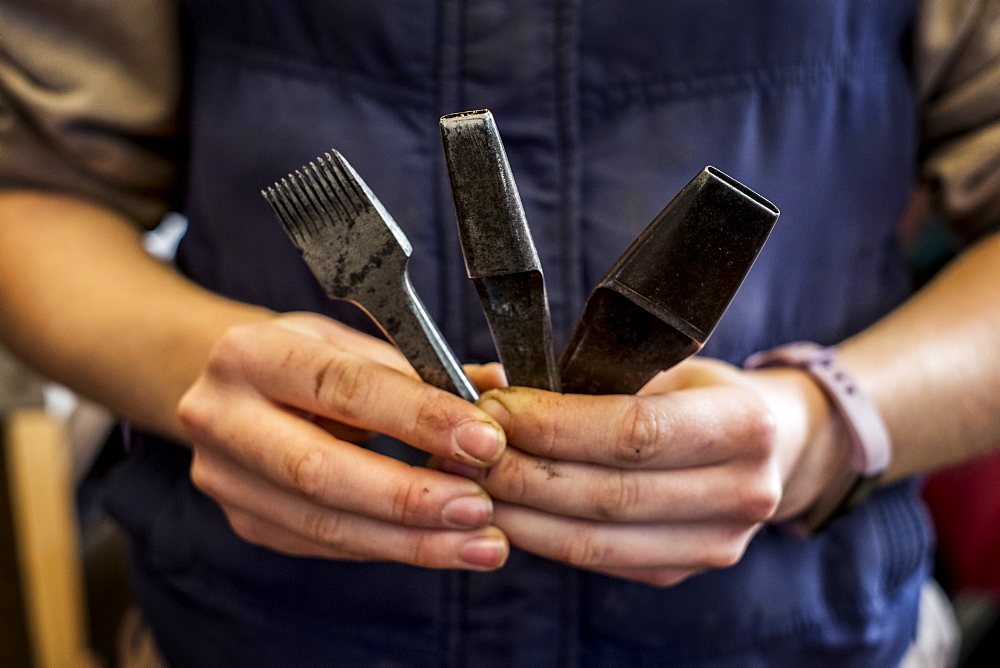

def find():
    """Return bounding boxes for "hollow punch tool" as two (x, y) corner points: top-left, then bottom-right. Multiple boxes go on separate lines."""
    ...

(440, 109), (560, 391)
(263, 150), (479, 401)
(560, 166), (779, 395)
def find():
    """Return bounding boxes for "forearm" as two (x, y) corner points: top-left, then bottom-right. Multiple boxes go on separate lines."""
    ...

(0, 191), (272, 440)
(838, 230), (1000, 480)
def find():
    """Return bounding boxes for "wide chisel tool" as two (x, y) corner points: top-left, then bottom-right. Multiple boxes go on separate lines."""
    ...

(263, 150), (479, 401)
(560, 167), (779, 395)
(441, 110), (560, 391)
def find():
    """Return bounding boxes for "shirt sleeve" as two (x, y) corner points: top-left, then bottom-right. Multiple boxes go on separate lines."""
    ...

(916, 0), (1000, 244)
(0, 0), (183, 230)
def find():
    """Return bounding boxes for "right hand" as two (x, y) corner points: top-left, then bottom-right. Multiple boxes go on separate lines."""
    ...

(177, 312), (509, 570)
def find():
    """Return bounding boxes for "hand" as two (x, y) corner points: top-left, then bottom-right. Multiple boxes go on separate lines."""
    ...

(444, 358), (846, 586)
(178, 312), (510, 570)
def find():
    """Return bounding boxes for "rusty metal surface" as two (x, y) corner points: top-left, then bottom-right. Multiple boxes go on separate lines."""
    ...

(560, 166), (779, 395)
(263, 151), (479, 401)
(440, 110), (559, 391)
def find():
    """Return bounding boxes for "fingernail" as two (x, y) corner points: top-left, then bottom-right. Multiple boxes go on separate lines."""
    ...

(442, 495), (493, 529)
(476, 397), (510, 429)
(454, 420), (503, 463)
(460, 534), (507, 568)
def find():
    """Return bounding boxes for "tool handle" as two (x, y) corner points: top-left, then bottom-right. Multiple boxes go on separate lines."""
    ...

(475, 273), (560, 391)
(359, 275), (479, 402)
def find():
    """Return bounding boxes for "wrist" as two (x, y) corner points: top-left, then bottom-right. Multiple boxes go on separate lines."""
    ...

(742, 365), (850, 522)
(745, 343), (892, 534)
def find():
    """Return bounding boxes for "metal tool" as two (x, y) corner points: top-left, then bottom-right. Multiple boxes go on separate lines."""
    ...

(440, 109), (560, 391)
(560, 166), (779, 395)
(263, 150), (479, 401)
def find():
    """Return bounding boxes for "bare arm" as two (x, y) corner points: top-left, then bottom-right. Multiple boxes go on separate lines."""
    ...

(840, 229), (1000, 480)
(858, 0), (1000, 476)
(0, 191), (270, 439)
(0, 0), (216, 437)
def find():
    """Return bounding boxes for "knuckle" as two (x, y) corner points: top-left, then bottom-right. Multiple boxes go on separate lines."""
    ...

(593, 471), (642, 521)
(509, 455), (535, 504)
(703, 529), (751, 570)
(284, 446), (332, 499)
(561, 529), (611, 568)
(533, 414), (562, 458)
(740, 401), (778, 461)
(407, 532), (436, 567)
(227, 513), (267, 547)
(486, 451), (530, 505)
(302, 507), (347, 550)
(390, 478), (424, 526)
(208, 324), (257, 376)
(618, 399), (665, 465)
(177, 383), (216, 435)
(189, 454), (219, 498)
(414, 392), (462, 437)
(176, 394), (198, 431)
(736, 473), (781, 523)
(316, 355), (376, 423)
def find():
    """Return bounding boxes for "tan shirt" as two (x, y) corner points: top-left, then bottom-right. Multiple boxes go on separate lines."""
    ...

(1, 0), (998, 239)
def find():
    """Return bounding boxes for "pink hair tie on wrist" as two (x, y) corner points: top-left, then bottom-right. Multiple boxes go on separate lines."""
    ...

(744, 342), (892, 535)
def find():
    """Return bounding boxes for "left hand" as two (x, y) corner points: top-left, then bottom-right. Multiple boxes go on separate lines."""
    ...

(441, 357), (848, 586)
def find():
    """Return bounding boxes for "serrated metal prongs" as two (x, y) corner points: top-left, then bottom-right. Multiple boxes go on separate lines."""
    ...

(263, 179), (309, 249)
(316, 151), (369, 216)
(262, 151), (369, 249)
(262, 148), (478, 401)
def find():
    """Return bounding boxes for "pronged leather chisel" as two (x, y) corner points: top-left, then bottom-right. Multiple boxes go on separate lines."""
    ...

(263, 150), (478, 401)
(441, 109), (560, 391)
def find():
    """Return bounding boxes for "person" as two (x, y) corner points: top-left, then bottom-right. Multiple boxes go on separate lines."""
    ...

(1, 0), (998, 664)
